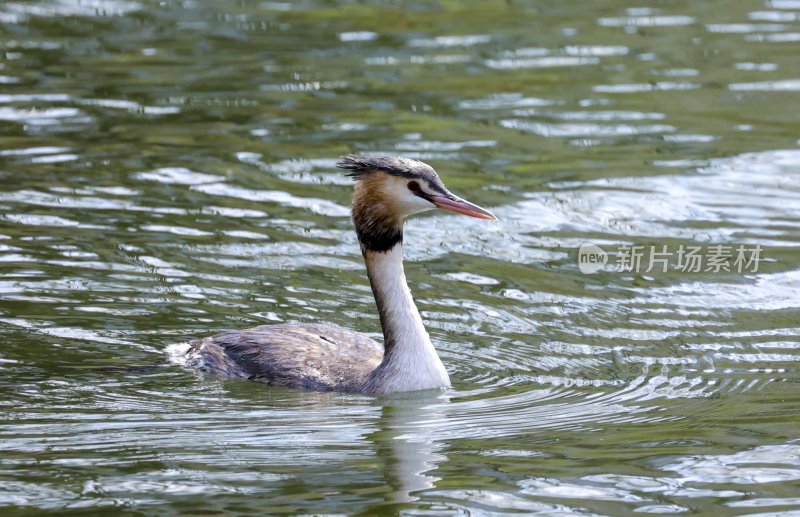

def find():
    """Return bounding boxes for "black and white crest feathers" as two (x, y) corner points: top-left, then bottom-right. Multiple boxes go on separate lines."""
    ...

(337, 154), (445, 192)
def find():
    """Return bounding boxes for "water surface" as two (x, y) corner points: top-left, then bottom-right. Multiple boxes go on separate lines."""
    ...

(1, 0), (800, 514)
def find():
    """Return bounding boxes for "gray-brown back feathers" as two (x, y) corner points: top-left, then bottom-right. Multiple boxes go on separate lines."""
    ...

(185, 324), (383, 391)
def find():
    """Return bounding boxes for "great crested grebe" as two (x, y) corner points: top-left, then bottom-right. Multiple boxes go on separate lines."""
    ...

(169, 155), (496, 394)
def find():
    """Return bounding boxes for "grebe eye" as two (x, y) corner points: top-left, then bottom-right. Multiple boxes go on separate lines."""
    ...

(407, 180), (421, 193)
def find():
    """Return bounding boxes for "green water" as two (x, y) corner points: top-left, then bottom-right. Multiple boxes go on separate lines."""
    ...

(2, 0), (800, 514)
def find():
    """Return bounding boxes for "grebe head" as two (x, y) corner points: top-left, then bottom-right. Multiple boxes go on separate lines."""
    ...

(337, 155), (496, 252)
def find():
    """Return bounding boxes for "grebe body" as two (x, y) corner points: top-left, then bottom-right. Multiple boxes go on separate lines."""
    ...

(170, 156), (495, 394)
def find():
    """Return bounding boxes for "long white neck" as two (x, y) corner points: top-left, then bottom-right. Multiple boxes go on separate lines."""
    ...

(362, 244), (450, 394)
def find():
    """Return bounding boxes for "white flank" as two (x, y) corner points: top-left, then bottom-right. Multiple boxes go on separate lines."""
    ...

(165, 342), (191, 366)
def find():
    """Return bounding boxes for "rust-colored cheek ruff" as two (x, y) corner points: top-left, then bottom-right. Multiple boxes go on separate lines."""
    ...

(352, 176), (405, 253)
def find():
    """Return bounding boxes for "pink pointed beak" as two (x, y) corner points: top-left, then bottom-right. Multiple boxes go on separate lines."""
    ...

(428, 194), (497, 220)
